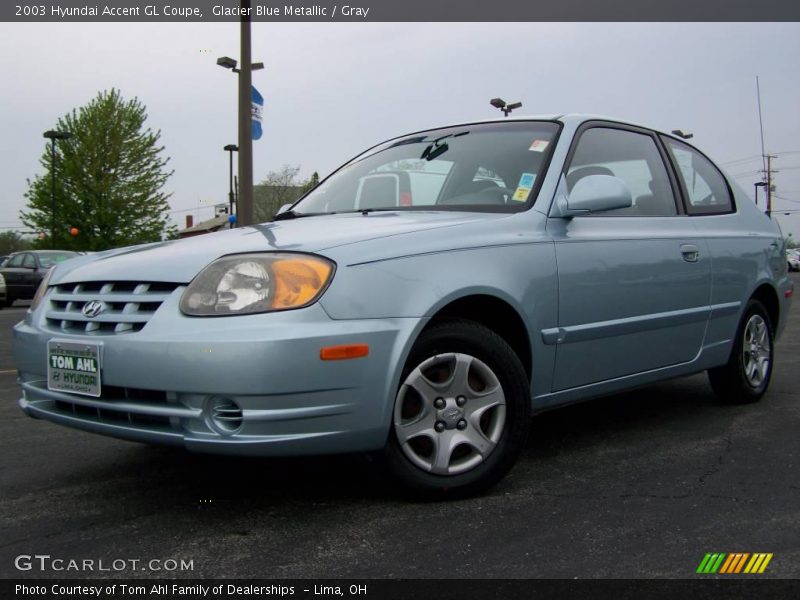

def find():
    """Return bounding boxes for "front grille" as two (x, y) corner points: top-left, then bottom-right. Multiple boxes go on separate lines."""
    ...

(46, 281), (179, 335)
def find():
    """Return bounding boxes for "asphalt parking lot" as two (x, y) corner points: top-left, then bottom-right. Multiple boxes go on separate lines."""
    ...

(1, 275), (798, 580)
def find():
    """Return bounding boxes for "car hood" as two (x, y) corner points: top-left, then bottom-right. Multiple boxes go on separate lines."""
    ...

(52, 211), (508, 284)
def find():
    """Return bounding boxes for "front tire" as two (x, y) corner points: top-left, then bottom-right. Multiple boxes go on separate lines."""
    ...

(708, 299), (774, 404)
(384, 319), (530, 498)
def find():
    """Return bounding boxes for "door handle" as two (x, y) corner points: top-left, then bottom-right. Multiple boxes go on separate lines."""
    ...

(680, 244), (700, 263)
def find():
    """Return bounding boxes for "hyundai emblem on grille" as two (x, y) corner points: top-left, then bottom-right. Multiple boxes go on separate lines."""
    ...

(81, 300), (106, 318)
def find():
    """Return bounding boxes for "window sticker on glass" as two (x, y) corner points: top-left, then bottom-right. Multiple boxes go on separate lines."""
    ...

(529, 139), (549, 152)
(512, 173), (536, 202)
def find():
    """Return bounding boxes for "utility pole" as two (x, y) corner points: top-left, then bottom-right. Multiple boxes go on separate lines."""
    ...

(216, 0), (262, 227)
(766, 154), (772, 217)
(755, 77), (778, 218)
(764, 154), (778, 218)
(238, 0), (254, 227)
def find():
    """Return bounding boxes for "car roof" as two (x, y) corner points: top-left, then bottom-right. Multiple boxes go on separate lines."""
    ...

(405, 113), (677, 141)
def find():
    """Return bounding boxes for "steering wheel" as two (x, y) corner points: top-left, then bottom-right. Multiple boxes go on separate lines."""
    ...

(479, 186), (515, 204)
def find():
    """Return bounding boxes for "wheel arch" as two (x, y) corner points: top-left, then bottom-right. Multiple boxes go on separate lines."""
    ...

(422, 293), (533, 383)
(750, 282), (780, 333)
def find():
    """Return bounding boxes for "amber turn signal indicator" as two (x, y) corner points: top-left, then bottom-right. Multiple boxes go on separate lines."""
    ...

(320, 344), (370, 360)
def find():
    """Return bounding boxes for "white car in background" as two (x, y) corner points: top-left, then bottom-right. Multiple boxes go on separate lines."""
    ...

(788, 250), (800, 272)
(0, 273), (6, 308)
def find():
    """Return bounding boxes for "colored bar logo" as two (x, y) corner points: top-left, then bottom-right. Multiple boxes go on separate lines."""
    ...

(697, 553), (773, 574)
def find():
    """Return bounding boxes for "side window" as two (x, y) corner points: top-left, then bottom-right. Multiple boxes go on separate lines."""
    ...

(22, 254), (36, 268)
(567, 127), (677, 217)
(6, 254), (25, 268)
(663, 138), (733, 215)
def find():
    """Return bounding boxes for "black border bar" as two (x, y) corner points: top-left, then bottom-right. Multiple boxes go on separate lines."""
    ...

(3, 0), (800, 22)
(5, 579), (800, 600)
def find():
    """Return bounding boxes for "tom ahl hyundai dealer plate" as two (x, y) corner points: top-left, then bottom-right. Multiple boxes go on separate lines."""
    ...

(47, 340), (101, 397)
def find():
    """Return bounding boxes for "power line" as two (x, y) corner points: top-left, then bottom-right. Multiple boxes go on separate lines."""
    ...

(719, 155), (761, 166)
(719, 151), (800, 167)
(729, 170), (762, 179)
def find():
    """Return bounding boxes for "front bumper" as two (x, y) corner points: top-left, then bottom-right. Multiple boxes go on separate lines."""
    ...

(14, 291), (422, 456)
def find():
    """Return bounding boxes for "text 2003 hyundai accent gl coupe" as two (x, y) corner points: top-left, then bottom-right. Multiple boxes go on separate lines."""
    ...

(13, 115), (794, 497)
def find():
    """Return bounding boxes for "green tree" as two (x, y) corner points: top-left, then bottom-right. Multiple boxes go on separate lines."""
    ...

(301, 171), (320, 195)
(21, 89), (176, 251)
(0, 231), (32, 255)
(253, 166), (318, 222)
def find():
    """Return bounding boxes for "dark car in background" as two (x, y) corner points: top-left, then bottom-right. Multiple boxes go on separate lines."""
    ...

(1, 250), (79, 306)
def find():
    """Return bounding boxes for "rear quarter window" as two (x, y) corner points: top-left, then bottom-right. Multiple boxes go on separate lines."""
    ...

(663, 137), (734, 215)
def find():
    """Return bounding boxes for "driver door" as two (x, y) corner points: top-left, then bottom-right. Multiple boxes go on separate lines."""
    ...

(547, 124), (711, 391)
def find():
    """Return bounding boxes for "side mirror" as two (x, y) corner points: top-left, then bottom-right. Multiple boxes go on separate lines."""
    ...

(563, 174), (633, 216)
(276, 203), (293, 215)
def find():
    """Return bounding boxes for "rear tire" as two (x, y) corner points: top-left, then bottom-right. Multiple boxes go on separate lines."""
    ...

(384, 319), (530, 499)
(708, 299), (774, 404)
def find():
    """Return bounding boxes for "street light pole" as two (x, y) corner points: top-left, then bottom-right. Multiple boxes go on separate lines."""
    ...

(224, 144), (239, 221)
(671, 129), (694, 140)
(49, 141), (56, 248)
(42, 130), (72, 249)
(754, 181), (767, 207)
(490, 98), (522, 117)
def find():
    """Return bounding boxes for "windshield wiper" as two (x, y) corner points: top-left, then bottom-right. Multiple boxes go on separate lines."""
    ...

(357, 208), (395, 215)
(272, 210), (323, 221)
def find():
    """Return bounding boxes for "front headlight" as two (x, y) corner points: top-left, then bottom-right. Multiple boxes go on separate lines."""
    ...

(29, 267), (54, 312)
(180, 253), (335, 316)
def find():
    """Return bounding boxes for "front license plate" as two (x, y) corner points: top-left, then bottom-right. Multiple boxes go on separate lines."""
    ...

(47, 340), (102, 398)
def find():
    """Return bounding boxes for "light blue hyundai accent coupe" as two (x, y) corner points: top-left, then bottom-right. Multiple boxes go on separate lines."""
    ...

(13, 115), (794, 497)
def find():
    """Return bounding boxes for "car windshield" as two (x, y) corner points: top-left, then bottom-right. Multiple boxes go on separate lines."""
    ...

(289, 121), (560, 216)
(38, 251), (78, 268)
